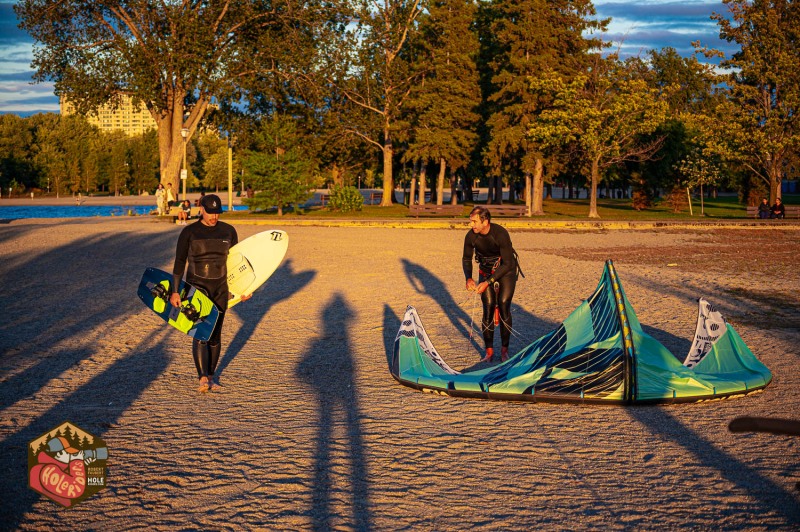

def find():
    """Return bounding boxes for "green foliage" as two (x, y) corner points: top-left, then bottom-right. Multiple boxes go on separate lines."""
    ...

(484, 0), (607, 178)
(404, 0), (480, 173)
(528, 56), (671, 217)
(242, 116), (319, 215)
(327, 185), (364, 212)
(696, 0), (800, 204)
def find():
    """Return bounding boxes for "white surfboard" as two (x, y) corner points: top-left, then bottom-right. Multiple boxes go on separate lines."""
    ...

(227, 229), (288, 308)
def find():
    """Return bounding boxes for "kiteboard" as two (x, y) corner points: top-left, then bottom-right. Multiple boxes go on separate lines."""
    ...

(137, 267), (220, 341)
(227, 229), (288, 309)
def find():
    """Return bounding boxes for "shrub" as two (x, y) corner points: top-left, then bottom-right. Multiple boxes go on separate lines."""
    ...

(666, 186), (688, 213)
(328, 185), (364, 212)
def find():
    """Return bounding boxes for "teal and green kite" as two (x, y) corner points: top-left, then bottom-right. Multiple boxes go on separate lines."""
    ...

(391, 260), (771, 404)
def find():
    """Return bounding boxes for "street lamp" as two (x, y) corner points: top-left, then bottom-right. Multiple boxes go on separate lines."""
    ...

(181, 127), (189, 201)
(227, 134), (234, 211)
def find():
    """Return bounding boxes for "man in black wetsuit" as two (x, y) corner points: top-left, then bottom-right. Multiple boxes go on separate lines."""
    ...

(170, 194), (249, 392)
(463, 206), (518, 363)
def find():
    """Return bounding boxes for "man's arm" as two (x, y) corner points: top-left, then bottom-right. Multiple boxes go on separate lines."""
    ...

(170, 229), (191, 307)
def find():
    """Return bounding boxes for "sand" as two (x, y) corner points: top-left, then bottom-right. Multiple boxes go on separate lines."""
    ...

(0, 217), (798, 530)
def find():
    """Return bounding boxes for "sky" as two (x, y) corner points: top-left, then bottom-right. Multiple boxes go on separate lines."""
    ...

(0, 0), (738, 117)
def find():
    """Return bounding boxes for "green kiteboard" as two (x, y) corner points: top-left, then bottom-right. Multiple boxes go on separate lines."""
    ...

(137, 267), (220, 341)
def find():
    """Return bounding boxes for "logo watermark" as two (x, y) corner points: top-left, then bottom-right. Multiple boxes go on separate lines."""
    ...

(28, 421), (108, 508)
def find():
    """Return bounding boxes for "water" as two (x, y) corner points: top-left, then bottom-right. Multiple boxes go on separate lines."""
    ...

(0, 204), (248, 220)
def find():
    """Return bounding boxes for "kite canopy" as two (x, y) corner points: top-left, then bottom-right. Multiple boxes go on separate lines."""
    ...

(391, 260), (771, 404)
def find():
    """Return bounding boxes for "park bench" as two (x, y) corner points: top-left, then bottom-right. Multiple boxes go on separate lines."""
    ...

(320, 193), (330, 206)
(369, 191), (383, 205)
(746, 205), (800, 218)
(483, 204), (528, 217)
(408, 204), (465, 217)
(166, 205), (200, 223)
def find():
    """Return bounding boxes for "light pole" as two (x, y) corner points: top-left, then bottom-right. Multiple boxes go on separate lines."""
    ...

(181, 127), (189, 201)
(227, 134), (234, 211)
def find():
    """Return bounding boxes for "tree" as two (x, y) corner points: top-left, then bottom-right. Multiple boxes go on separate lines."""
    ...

(699, 0), (800, 204)
(403, 0), (480, 206)
(243, 116), (319, 215)
(324, 0), (425, 206)
(529, 56), (670, 218)
(483, 0), (606, 213)
(16, 0), (330, 187)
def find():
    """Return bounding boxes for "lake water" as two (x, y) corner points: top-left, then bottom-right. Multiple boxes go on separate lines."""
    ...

(0, 205), (248, 220)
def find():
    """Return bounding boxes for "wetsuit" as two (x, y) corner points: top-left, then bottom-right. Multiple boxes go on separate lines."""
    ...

(462, 223), (517, 349)
(172, 220), (238, 379)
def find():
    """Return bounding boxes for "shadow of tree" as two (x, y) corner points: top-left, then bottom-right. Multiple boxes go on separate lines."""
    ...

(295, 293), (371, 531)
(1, 230), (174, 412)
(0, 329), (173, 526)
(217, 259), (316, 378)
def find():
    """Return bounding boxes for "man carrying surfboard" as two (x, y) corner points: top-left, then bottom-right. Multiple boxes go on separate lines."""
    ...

(463, 206), (520, 363)
(170, 194), (249, 392)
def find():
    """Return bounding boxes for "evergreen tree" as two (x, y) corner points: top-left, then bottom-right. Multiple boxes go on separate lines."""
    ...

(404, 0), (481, 205)
(243, 116), (320, 215)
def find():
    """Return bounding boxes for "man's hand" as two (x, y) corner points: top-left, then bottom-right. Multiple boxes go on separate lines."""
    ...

(170, 293), (181, 308)
(240, 293), (252, 302)
(466, 278), (477, 291)
(475, 281), (490, 294)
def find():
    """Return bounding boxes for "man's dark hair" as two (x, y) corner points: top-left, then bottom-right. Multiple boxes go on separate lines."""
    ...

(470, 206), (491, 222)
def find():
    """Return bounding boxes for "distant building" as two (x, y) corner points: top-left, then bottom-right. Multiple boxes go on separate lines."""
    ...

(59, 94), (157, 136)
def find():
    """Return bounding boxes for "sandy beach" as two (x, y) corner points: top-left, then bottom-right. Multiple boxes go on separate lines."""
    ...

(1, 216), (798, 529)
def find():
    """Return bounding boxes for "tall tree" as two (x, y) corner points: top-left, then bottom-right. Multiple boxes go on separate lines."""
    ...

(324, 0), (425, 206)
(16, 0), (330, 186)
(403, 0), (481, 205)
(701, 0), (800, 204)
(528, 56), (670, 218)
(483, 0), (605, 213)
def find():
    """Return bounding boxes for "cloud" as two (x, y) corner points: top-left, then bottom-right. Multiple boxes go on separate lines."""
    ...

(594, 0), (737, 59)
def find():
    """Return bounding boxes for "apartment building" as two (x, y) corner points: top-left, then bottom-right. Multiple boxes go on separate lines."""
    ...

(60, 95), (157, 136)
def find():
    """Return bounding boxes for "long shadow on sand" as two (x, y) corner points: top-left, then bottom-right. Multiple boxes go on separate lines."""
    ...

(0, 229), (179, 525)
(628, 408), (800, 524)
(0, 230), (174, 412)
(216, 259), (316, 379)
(295, 293), (372, 531)
(0, 329), (174, 526)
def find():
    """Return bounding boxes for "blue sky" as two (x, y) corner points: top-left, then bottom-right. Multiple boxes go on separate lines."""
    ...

(0, 0), (736, 117)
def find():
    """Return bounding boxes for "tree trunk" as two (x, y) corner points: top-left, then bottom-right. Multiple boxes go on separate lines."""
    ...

(524, 172), (532, 216)
(437, 157), (446, 205)
(532, 158), (544, 215)
(589, 157), (600, 218)
(154, 91), (208, 187)
(769, 165), (782, 205)
(450, 172), (458, 205)
(418, 161), (427, 205)
(380, 125), (393, 206)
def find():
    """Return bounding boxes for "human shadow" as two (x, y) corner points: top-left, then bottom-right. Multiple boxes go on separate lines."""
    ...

(628, 408), (800, 524)
(216, 259), (316, 378)
(400, 258), (557, 371)
(294, 293), (372, 531)
(0, 328), (173, 526)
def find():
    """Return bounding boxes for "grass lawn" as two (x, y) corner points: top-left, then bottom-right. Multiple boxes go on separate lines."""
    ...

(224, 193), (799, 221)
